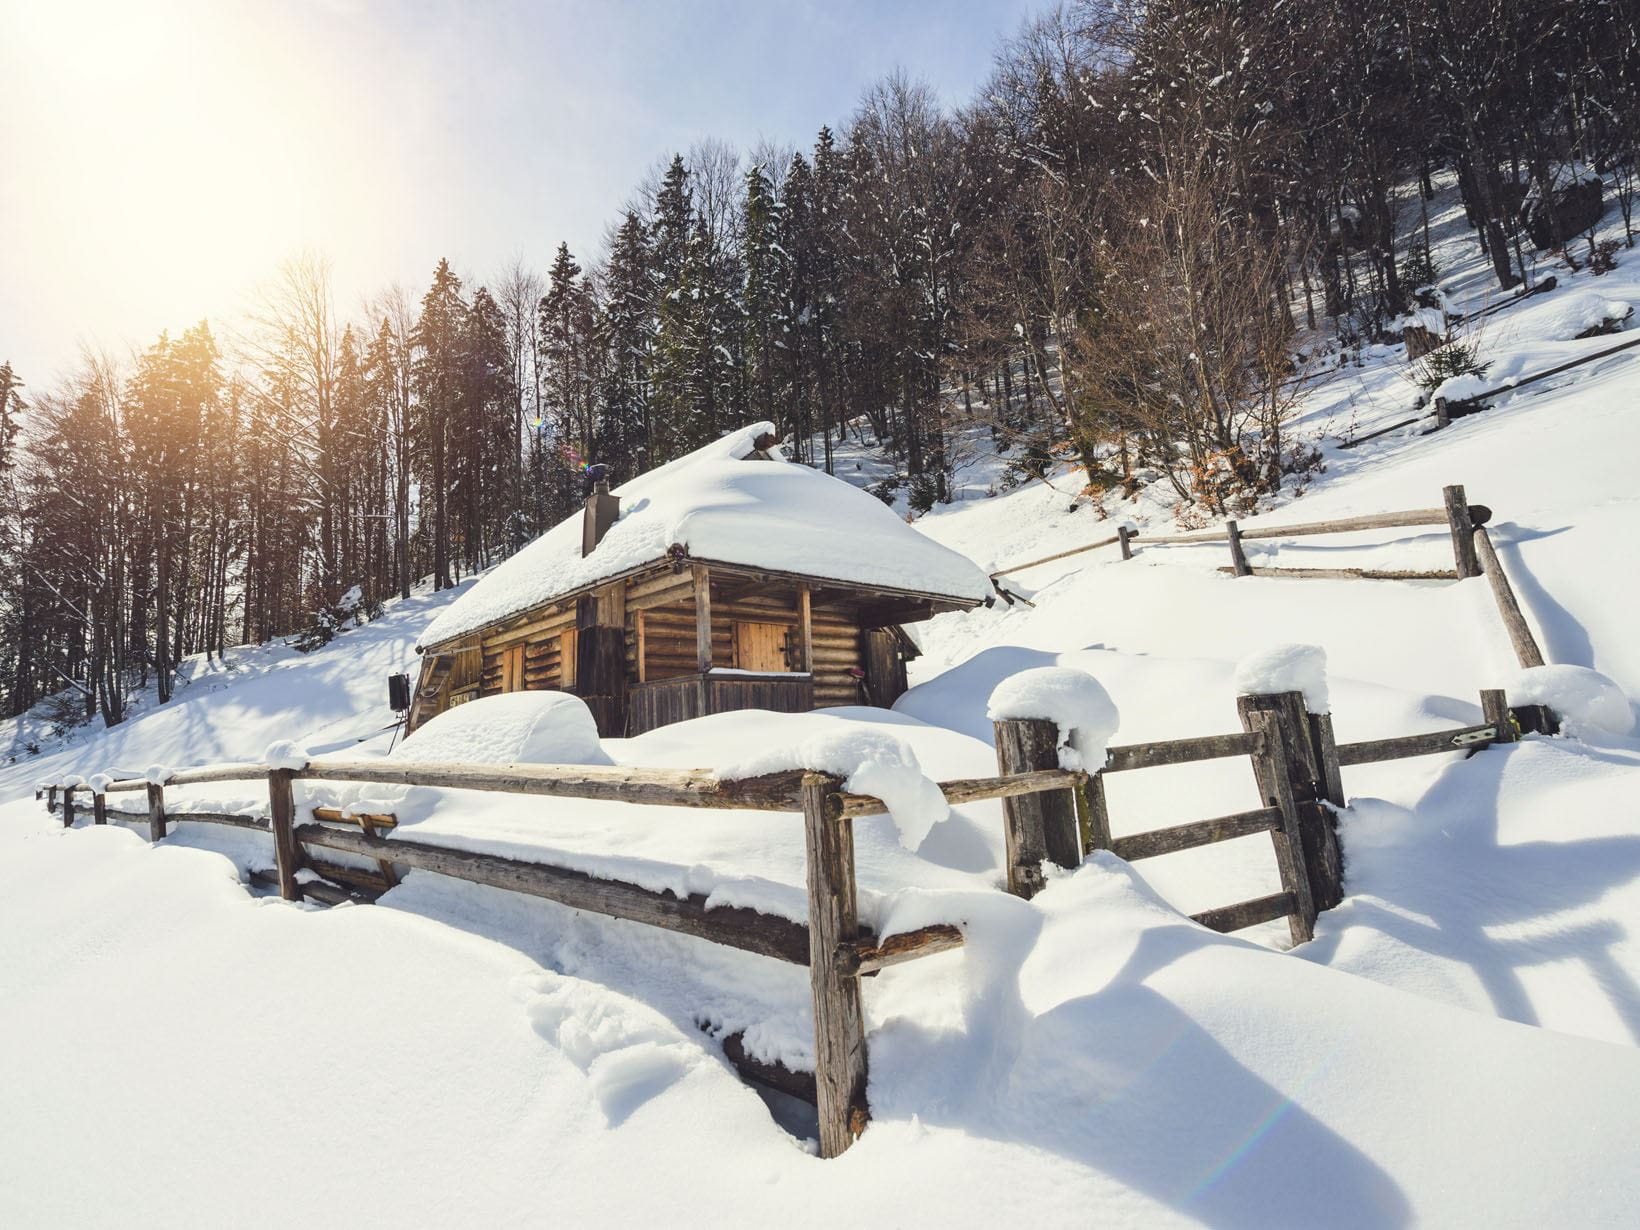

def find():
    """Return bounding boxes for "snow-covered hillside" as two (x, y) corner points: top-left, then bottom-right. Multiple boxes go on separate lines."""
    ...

(5, 187), (1640, 1226)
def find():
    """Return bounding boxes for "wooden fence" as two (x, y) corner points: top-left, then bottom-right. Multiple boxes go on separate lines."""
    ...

(991, 483), (1551, 673)
(39, 680), (1557, 1156)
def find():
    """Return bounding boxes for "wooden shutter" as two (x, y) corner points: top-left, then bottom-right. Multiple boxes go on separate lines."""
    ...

(559, 629), (579, 688)
(733, 621), (791, 673)
(500, 645), (525, 692)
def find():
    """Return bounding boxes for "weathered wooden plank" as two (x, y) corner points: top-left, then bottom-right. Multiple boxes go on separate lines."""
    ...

(1242, 708), (1317, 944)
(310, 806), (397, 829)
(294, 821), (814, 965)
(994, 719), (1081, 896)
(803, 772), (869, 1158)
(268, 769), (302, 902)
(296, 758), (808, 812)
(989, 533), (1122, 579)
(1110, 807), (1281, 862)
(720, 1031), (817, 1105)
(92, 792), (107, 825)
(1473, 526), (1547, 669)
(1335, 724), (1498, 766)
(1309, 711), (1346, 808)
(1234, 509), (1449, 540)
(171, 811), (271, 832)
(1226, 519), (1252, 577)
(797, 585), (813, 674)
(1444, 484), (1482, 578)
(1240, 691), (1341, 914)
(62, 788), (75, 827)
(1213, 565), (1461, 581)
(1103, 731), (1262, 773)
(841, 923), (964, 975)
(1191, 891), (1297, 934)
(836, 768), (1086, 819)
(1480, 689), (1516, 745)
(147, 782), (167, 841)
(247, 868), (368, 908)
(1082, 771), (1112, 853)
(693, 563), (713, 672)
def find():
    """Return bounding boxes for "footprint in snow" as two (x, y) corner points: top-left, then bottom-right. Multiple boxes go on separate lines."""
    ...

(517, 971), (696, 1126)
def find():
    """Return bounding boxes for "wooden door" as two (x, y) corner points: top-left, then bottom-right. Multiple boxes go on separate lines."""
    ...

(733, 621), (791, 673)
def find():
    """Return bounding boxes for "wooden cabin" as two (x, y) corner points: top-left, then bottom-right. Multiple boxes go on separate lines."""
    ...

(409, 422), (992, 737)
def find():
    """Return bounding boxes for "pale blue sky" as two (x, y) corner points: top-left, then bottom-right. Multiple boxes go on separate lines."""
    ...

(2, 0), (1046, 382)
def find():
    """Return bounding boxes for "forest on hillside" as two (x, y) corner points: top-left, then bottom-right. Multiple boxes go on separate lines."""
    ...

(0, 0), (1635, 724)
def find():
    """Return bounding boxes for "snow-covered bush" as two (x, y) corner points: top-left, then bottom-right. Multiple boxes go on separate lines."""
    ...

(1509, 665), (1633, 740)
(986, 667), (1120, 771)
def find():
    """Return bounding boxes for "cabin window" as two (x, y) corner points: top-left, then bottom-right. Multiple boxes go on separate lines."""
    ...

(559, 629), (579, 688)
(733, 621), (792, 673)
(500, 645), (525, 692)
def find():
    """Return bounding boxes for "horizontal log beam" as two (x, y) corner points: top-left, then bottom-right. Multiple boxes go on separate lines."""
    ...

(840, 923), (965, 974)
(836, 768), (1086, 818)
(1111, 807), (1281, 862)
(297, 758), (807, 812)
(989, 533), (1121, 579)
(720, 1031), (817, 1105)
(1233, 509), (1448, 540)
(248, 868), (371, 908)
(311, 806), (398, 829)
(1335, 724), (1498, 766)
(1214, 566), (1460, 581)
(1191, 891), (1296, 934)
(169, 811), (271, 832)
(292, 822), (814, 965)
(1103, 731), (1262, 773)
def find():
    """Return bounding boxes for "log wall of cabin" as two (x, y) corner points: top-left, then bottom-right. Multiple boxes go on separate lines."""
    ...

(626, 585), (866, 708)
(476, 606), (578, 697)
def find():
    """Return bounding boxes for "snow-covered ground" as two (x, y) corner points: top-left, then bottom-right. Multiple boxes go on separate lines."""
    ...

(5, 182), (1640, 1225)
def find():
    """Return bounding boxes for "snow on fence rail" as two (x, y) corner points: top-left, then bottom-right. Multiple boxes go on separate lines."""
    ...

(38, 683), (1558, 1155)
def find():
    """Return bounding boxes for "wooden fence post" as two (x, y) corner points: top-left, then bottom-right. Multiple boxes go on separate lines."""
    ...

(802, 772), (868, 1159)
(1238, 690), (1344, 912)
(1226, 520), (1252, 576)
(47, 785), (57, 813)
(1472, 526), (1547, 669)
(1082, 771), (1113, 854)
(62, 787), (75, 828)
(268, 769), (302, 902)
(1117, 525), (1133, 560)
(1434, 397), (1451, 431)
(1443, 484), (1481, 578)
(146, 782), (167, 842)
(993, 717), (1081, 897)
(1307, 711), (1346, 809)
(1480, 689), (1516, 744)
(93, 791), (107, 826)
(1244, 711), (1317, 945)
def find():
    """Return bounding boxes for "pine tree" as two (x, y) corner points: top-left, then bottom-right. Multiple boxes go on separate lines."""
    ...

(412, 259), (466, 589)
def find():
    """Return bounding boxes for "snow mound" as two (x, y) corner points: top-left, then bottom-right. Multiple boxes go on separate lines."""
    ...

(393, 691), (613, 766)
(1544, 291), (1632, 339)
(716, 720), (948, 850)
(1509, 664), (1633, 739)
(144, 765), (170, 786)
(1233, 643), (1330, 714)
(263, 741), (310, 772)
(986, 666), (1119, 771)
(420, 421), (990, 648)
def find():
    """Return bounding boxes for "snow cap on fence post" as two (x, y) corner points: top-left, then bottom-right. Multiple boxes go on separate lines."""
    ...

(1233, 643), (1330, 715)
(263, 741), (312, 772)
(1507, 664), (1632, 739)
(144, 765), (170, 787)
(88, 773), (113, 794)
(986, 666), (1120, 771)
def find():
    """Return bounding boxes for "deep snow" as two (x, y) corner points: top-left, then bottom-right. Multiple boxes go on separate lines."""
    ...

(5, 176), (1640, 1226)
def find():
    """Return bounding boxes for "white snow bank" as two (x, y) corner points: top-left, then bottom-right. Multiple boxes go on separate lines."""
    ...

(1544, 291), (1631, 339)
(1430, 371), (1496, 402)
(263, 741), (310, 772)
(1509, 664), (1633, 739)
(1232, 643), (1330, 714)
(1396, 306), (1445, 335)
(986, 667), (1119, 771)
(420, 421), (990, 648)
(393, 691), (612, 766)
(716, 721), (948, 850)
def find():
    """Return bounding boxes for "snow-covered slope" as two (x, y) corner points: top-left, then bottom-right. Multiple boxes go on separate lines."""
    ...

(5, 185), (1640, 1225)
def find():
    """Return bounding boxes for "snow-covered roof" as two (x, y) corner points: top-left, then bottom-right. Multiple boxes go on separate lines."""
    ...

(419, 422), (991, 649)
